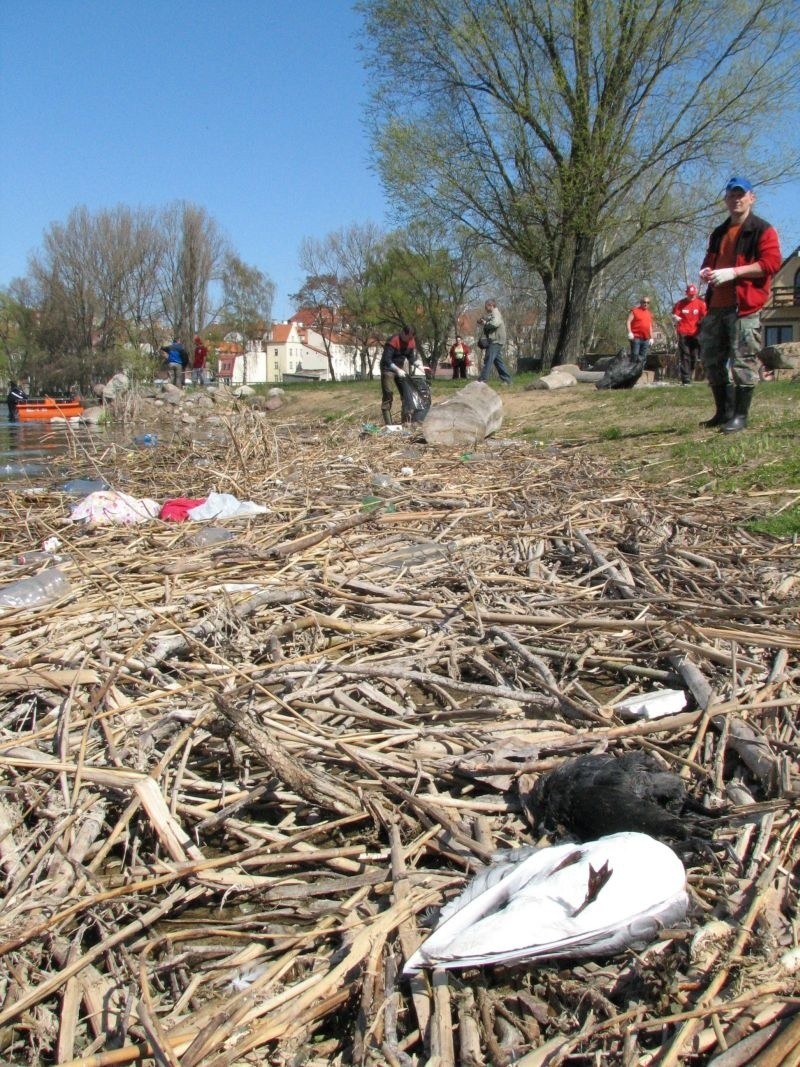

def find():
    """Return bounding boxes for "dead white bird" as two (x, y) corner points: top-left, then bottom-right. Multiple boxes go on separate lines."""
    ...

(404, 832), (687, 974)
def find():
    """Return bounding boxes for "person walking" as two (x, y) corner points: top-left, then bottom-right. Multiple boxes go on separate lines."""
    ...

(160, 338), (189, 389)
(449, 335), (471, 379)
(671, 284), (707, 384)
(477, 300), (512, 385)
(698, 177), (781, 433)
(626, 296), (653, 365)
(192, 335), (208, 385)
(379, 325), (417, 425)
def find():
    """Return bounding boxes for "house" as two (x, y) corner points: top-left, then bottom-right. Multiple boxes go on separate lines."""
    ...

(761, 244), (800, 345)
(228, 321), (356, 385)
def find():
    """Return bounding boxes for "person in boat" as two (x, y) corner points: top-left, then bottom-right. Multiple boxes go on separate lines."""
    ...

(6, 381), (29, 421)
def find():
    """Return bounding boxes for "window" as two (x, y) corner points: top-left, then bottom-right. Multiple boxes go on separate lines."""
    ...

(764, 325), (794, 346)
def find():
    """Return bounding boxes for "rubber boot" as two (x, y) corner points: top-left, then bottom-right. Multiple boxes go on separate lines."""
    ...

(699, 382), (734, 428)
(382, 408), (392, 426)
(721, 387), (754, 434)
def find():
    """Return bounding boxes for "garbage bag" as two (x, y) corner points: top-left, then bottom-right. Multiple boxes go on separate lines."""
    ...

(596, 349), (645, 390)
(398, 376), (431, 423)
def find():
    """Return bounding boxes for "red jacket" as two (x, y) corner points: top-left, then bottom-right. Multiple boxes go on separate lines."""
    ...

(449, 340), (471, 367)
(671, 296), (706, 337)
(628, 306), (652, 340)
(701, 212), (782, 317)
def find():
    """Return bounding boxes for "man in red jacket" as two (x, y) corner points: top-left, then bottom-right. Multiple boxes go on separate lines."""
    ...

(698, 177), (782, 433)
(671, 284), (707, 385)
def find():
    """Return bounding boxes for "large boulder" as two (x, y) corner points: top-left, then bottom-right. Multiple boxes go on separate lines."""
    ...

(422, 381), (503, 447)
(101, 372), (130, 401)
(527, 370), (577, 391)
(759, 342), (800, 370)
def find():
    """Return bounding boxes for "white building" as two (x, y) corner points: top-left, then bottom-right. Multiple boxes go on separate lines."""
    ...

(229, 321), (357, 384)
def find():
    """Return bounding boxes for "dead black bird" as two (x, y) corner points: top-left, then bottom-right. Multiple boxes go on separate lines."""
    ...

(523, 751), (703, 842)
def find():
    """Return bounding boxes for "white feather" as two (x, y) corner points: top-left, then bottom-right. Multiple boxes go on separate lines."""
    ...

(404, 832), (687, 973)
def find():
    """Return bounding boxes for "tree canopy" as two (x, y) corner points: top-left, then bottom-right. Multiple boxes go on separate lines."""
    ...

(360, 0), (798, 367)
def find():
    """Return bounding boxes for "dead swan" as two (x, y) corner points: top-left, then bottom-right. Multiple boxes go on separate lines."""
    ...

(404, 832), (687, 973)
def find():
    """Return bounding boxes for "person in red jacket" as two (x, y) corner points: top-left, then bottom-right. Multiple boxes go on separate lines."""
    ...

(448, 335), (471, 379)
(626, 296), (653, 364)
(697, 176), (782, 433)
(671, 284), (707, 385)
(192, 335), (208, 385)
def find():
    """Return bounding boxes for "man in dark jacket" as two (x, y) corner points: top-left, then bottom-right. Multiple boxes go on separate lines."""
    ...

(6, 381), (29, 421)
(160, 338), (189, 388)
(379, 325), (416, 425)
(698, 177), (781, 433)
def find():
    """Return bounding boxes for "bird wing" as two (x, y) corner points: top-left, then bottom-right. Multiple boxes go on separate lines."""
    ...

(404, 832), (687, 973)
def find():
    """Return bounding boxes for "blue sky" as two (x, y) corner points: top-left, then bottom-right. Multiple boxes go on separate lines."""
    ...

(1, 1), (798, 324)
(0, 0), (390, 320)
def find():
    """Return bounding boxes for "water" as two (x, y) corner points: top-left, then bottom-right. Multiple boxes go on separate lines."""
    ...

(0, 409), (108, 488)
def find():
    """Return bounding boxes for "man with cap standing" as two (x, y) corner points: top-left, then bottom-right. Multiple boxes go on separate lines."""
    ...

(671, 284), (707, 384)
(697, 177), (781, 432)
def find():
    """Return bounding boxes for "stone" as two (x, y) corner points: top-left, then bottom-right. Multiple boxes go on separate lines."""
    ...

(233, 385), (255, 398)
(759, 342), (800, 370)
(422, 381), (503, 447)
(528, 370), (577, 390)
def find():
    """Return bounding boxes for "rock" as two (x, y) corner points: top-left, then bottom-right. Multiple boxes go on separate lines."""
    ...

(268, 387), (286, 398)
(555, 363), (582, 377)
(81, 406), (105, 425)
(759, 342), (800, 370)
(528, 370), (577, 390)
(233, 385), (255, 398)
(265, 396), (283, 411)
(101, 372), (130, 400)
(422, 381), (503, 448)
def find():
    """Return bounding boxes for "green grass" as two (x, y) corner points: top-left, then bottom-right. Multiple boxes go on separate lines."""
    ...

(746, 506), (800, 538)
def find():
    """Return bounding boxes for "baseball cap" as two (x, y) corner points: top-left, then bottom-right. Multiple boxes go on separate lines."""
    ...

(725, 176), (753, 194)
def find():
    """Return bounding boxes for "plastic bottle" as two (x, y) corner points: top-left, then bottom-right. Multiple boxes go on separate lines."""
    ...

(190, 526), (236, 548)
(58, 478), (109, 496)
(16, 551), (69, 566)
(0, 569), (72, 609)
(135, 433), (159, 447)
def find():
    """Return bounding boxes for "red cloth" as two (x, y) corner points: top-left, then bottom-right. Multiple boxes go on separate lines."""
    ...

(671, 296), (707, 337)
(160, 497), (207, 522)
(701, 213), (781, 317)
(628, 306), (653, 340)
(193, 341), (208, 369)
(449, 341), (472, 367)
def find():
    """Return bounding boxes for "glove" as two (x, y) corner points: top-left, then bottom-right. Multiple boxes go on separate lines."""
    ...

(627, 332), (634, 341)
(394, 367), (406, 377)
(708, 267), (737, 285)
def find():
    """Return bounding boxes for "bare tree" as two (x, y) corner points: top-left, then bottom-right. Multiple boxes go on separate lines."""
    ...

(295, 223), (387, 379)
(158, 202), (226, 343)
(360, 0), (799, 368)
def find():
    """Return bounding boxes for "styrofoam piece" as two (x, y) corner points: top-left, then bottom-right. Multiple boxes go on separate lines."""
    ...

(614, 688), (687, 720)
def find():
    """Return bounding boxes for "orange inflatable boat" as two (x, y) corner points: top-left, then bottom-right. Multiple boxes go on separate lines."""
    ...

(16, 397), (85, 421)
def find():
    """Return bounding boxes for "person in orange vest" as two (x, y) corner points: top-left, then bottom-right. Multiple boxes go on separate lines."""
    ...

(626, 296), (653, 365)
(697, 176), (782, 433)
(671, 284), (707, 384)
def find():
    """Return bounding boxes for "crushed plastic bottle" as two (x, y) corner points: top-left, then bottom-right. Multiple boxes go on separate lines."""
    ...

(134, 433), (159, 447)
(190, 526), (236, 548)
(57, 477), (110, 496)
(0, 569), (72, 609)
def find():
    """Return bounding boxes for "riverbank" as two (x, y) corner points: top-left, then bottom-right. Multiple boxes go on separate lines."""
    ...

(0, 383), (798, 1065)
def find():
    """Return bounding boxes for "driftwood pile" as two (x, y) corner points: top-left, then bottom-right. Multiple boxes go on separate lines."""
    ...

(0, 409), (798, 1066)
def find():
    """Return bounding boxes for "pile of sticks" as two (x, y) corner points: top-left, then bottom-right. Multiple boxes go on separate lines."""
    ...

(0, 409), (798, 1066)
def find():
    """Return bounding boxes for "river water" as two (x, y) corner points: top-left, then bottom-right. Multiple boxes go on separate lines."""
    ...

(0, 409), (114, 489)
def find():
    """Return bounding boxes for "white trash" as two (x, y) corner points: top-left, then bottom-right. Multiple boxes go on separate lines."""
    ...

(614, 688), (687, 720)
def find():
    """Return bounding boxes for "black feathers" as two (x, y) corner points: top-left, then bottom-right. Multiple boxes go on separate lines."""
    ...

(524, 752), (695, 842)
